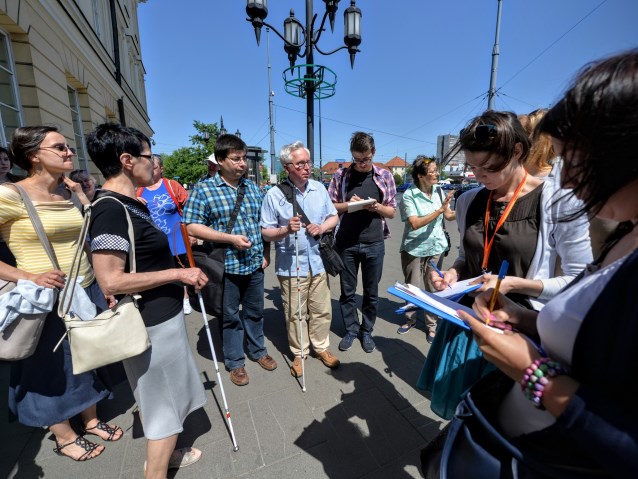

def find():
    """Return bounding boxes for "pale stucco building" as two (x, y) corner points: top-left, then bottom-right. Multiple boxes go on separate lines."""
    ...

(0, 0), (150, 180)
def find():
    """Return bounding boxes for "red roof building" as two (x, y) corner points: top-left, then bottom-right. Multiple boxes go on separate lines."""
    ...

(321, 161), (392, 178)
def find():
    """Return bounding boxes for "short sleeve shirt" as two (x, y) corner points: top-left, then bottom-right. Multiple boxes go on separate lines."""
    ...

(399, 184), (448, 257)
(139, 181), (186, 256)
(183, 176), (264, 275)
(88, 190), (183, 327)
(260, 179), (337, 276)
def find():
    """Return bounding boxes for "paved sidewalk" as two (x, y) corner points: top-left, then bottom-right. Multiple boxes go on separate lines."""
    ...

(1, 210), (459, 478)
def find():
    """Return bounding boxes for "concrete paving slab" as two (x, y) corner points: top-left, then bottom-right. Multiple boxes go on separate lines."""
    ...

(1, 207), (458, 478)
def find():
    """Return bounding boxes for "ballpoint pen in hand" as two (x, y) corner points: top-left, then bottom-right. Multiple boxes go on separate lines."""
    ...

(429, 260), (451, 289)
(487, 260), (509, 324)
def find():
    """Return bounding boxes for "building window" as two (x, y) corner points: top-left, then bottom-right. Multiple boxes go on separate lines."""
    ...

(67, 86), (88, 170)
(0, 31), (23, 145)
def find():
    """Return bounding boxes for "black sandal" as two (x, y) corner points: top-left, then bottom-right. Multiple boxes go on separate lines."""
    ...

(53, 436), (104, 462)
(84, 421), (123, 441)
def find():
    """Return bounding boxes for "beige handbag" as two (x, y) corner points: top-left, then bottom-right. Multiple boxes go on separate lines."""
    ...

(56, 196), (150, 375)
(0, 184), (59, 361)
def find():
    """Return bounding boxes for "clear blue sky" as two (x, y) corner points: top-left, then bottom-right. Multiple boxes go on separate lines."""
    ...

(139, 0), (637, 165)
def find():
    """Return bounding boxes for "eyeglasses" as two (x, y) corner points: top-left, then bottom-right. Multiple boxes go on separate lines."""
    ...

(287, 161), (313, 170)
(138, 154), (153, 160)
(460, 124), (498, 142)
(225, 155), (247, 164)
(40, 143), (76, 155)
(352, 156), (373, 164)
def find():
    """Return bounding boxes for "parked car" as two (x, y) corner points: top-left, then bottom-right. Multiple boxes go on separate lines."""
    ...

(453, 183), (481, 202)
(397, 182), (413, 193)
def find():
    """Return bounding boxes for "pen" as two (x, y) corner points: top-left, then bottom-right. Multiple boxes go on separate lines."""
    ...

(487, 260), (509, 324)
(429, 260), (451, 289)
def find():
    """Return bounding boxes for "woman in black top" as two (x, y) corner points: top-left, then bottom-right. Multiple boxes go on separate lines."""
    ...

(86, 123), (208, 479)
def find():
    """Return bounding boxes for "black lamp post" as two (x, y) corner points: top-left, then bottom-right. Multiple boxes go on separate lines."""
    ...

(246, 0), (362, 161)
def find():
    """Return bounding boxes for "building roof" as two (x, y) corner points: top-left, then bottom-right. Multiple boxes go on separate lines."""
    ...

(321, 161), (391, 176)
(385, 156), (408, 167)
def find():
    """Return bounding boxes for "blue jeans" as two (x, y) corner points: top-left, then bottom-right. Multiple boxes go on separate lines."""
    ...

(338, 241), (385, 335)
(222, 269), (267, 371)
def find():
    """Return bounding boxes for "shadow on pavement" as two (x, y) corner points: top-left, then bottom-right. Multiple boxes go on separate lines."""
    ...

(295, 361), (438, 478)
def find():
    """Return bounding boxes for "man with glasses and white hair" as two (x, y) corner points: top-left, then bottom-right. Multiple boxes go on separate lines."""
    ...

(261, 141), (340, 378)
(328, 131), (397, 353)
(184, 134), (277, 387)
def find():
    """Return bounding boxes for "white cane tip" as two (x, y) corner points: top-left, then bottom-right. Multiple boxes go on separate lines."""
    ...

(302, 387), (307, 392)
(233, 446), (239, 452)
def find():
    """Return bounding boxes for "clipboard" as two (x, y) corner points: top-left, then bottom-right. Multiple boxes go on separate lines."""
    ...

(388, 283), (504, 334)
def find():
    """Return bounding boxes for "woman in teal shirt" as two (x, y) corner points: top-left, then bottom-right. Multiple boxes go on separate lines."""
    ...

(398, 156), (455, 342)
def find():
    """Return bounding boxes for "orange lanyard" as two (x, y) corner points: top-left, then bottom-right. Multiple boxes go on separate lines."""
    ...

(481, 171), (528, 272)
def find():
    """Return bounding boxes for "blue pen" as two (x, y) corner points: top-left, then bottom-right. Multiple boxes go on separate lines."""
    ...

(429, 260), (452, 289)
(487, 260), (509, 322)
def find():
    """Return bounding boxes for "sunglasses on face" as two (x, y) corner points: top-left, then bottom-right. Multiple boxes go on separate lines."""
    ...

(40, 143), (77, 155)
(460, 124), (498, 143)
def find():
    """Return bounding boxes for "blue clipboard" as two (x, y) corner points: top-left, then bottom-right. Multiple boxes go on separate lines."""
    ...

(388, 285), (473, 330)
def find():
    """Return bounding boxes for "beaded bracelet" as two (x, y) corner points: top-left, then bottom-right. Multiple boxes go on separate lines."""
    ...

(520, 358), (567, 410)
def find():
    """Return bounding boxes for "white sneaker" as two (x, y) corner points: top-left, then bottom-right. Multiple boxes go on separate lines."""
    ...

(183, 298), (193, 315)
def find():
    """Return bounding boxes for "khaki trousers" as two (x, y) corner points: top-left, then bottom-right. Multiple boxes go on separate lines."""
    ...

(278, 272), (332, 357)
(401, 250), (439, 334)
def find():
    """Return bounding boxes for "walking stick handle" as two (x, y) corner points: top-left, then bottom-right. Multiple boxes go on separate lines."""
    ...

(180, 223), (196, 268)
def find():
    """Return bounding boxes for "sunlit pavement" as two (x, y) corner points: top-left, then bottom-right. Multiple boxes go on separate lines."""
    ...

(1, 200), (459, 478)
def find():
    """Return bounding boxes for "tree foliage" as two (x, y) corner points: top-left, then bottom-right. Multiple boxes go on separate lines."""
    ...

(160, 121), (221, 186)
(393, 173), (404, 186)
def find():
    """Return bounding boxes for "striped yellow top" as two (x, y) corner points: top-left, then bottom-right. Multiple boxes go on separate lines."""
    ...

(0, 185), (94, 287)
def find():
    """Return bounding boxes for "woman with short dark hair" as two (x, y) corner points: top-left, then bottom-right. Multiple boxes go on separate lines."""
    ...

(396, 156), (455, 341)
(86, 123), (208, 479)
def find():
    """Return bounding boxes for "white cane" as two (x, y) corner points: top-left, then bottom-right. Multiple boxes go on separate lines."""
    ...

(180, 224), (239, 451)
(292, 198), (307, 392)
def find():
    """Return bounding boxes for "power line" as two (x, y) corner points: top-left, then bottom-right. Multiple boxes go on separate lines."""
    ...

(273, 103), (433, 144)
(498, 0), (608, 90)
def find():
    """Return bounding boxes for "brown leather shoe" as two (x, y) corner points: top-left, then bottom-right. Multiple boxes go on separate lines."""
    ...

(290, 357), (303, 377)
(256, 354), (277, 371)
(315, 349), (340, 369)
(229, 367), (249, 386)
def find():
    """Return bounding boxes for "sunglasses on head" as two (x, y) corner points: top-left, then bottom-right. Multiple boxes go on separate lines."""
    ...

(460, 124), (498, 142)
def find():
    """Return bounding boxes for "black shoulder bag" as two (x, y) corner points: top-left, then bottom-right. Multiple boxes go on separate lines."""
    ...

(187, 184), (246, 316)
(436, 187), (452, 269)
(276, 181), (344, 277)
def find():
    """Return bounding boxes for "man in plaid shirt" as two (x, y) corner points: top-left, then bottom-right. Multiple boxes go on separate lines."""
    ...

(328, 132), (397, 354)
(184, 134), (277, 386)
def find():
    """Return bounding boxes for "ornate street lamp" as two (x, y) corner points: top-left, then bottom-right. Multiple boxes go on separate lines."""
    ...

(245, 0), (363, 161)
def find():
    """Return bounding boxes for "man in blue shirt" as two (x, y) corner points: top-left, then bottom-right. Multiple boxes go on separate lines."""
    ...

(261, 141), (340, 378)
(184, 134), (276, 386)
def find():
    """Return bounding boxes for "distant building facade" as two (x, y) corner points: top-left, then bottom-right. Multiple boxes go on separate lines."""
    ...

(385, 156), (408, 178)
(0, 0), (151, 182)
(437, 134), (466, 175)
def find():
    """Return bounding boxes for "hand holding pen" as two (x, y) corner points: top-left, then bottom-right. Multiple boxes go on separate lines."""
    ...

(486, 260), (509, 325)
(429, 260), (452, 289)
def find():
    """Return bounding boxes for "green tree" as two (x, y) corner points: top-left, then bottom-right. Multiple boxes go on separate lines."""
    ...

(393, 173), (404, 186)
(278, 170), (288, 183)
(161, 120), (221, 185)
(261, 164), (269, 182)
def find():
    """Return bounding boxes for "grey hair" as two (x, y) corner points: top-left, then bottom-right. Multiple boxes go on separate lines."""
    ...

(152, 153), (163, 167)
(279, 141), (310, 167)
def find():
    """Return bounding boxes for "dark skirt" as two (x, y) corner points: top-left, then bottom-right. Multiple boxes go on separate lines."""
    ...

(8, 281), (111, 427)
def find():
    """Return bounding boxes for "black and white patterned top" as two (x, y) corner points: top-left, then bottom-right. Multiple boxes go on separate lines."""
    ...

(89, 190), (183, 327)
